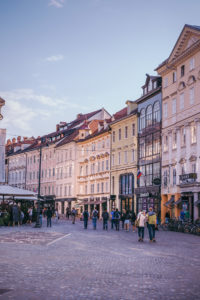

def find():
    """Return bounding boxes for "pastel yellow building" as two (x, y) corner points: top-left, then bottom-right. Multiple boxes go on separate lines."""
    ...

(110, 101), (138, 213)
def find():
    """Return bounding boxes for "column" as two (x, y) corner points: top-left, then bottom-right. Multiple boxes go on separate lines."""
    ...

(185, 122), (191, 173)
(193, 192), (198, 221)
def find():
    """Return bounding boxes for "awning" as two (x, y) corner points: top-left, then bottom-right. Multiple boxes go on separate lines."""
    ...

(164, 196), (175, 207)
(0, 185), (36, 197)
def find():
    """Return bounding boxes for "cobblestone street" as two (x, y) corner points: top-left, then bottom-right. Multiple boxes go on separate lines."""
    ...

(0, 219), (200, 300)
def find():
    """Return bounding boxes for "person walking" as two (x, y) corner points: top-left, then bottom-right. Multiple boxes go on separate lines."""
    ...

(66, 207), (70, 220)
(137, 210), (146, 242)
(46, 207), (52, 227)
(83, 209), (89, 229)
(39, 208), (43, 227)
(92, 207), (98, 230)
(71, 207), (76, 224)
(121, 209), (126, 230)
(147, 207), (157, 242)
(124, 210), (131, 231)
(55, 209), (59, 223)
(114, 209), (120, 231)
(131, 211), (136, 232)
(110, 208), (115, 229)
(102, 209), (109, 230)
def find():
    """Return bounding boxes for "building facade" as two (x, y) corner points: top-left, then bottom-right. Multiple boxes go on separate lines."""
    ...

(0, 97), (5, 184)
(156, 24), (200, 221)
(110, 101), (138, 213)
(135, 75), (162, 217)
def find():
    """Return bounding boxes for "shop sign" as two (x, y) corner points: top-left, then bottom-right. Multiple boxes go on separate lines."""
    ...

(153, 178), (161, 185)
(140, 193), (149, 197)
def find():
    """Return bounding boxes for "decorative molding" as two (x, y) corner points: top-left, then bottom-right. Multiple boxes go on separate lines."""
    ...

(178, 81), (186, 91)
(187, 75), (196, 86)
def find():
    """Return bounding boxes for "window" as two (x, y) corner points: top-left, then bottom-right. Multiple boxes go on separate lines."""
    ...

(153, 101), (160, 123)
(146, 135), (152, 157)
(92, 143), (95, 152)
(49, 169), (51, 178)
(101, 182), (104, 193)
(118, 152), (121, 164)
(112, 176), (115, 194)
(132, 124), (135, 136)
(85, 185), (88, 195)
(101, 161), (104, 172)
(139, 138), (145, 158)
(172, 98), (176, 114)
(125, 126), (128, 138)
(80, 166), (83, 176)
(86, 165), (88, 175)
(189, 87), (194, 105)
(163, 103), (168, 118)
(163, 170), (168, 187)
(132, 149), (135, 162)
(164, 136), (168, 152)
(112, 131), (115, 142)
(53, 168), (55, 177)
(164, 77), (168, 88)
(191, 124), (197, 144)
(120, 174), (134, 195)
(106, 182), (108, 192)
(146, 105), (152, 127)
(180, 93), (184, 110)
(153, 138), (160, 155)
(97, 183), (100, 193)
(190, 57), (195, 70)
(119, 128), (121, 140)
(181, 65), (185, 77)
(97, 161), (100, 172)
(140, 109), (145, 131)
(106, 159), (109, 170)
(91, 184), (95, 194)
(112, 154), (115, 166)
(172, 132), (177, 149)
(181, 127), (186, 146)
(181, 164), (186, 175)
(192, 163), (196, 173)
(173, 71), (177, 83)
(124, 151), (128, 164)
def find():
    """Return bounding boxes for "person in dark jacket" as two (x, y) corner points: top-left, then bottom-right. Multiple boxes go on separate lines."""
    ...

(83, 209), (89, 229)
(102, 209), (109, 230)
(131, 211), (136, 232)
(114, 209), (120, 231)
(46, 207), (52, 227)
(71, 208), (76, 224)
(121, 209), (126, 230)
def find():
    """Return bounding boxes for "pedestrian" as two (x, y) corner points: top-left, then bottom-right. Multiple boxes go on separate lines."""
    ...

(121, 209), (126, 230)
(110, 208), (115, 229)
(55, 209), (59, 223)
(137, 210), (146, 242)
(39, 208), (43, 227)
(180, 209), (185, 222)
(102, 209), (109, 230)
(165, 211), (170, 224)
(46, 207), (52, 227)
(12, 204), (19, 226)
(66, 207), (70, 220)
(131, 211), (136, 232)
(124, 210), (131, 231)
(147, 207), (157, 242)
(28, 207), (33, 224)
(114, 209), (120, 231)
(20, 210), (24, 225)
(71, 207), (76, 224)
(83, 209), (89, 229)
(92, 207), (98, 230)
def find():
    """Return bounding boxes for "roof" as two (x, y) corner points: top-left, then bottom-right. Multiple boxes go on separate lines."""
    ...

(55, 130), (79, 147)
(113, 107), (127, 120)
(0, 185), (37, 197)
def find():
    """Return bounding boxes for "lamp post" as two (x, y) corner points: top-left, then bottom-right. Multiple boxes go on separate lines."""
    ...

(35, 145), (42, 228)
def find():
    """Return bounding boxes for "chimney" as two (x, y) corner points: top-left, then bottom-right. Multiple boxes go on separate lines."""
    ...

(56, 124), (60, 131)
(23, 137), (28, 141)
(126, 100), (137, 115)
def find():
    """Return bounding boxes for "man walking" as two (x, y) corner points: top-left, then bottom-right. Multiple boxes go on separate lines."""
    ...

(102, 209), (109, 230)
(137, 210), (146, 242)
(110, 208), (115, 229)
(46, 207), (52, 227)
(114, 209), (120, 231)
(147, 207), (157, 242)
(83, 209), (89, 229)
(92, 207), (98, 230)
(71, 207), (76, 224)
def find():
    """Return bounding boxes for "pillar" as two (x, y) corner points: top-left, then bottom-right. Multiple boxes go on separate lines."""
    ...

(193, 192), (198, 221)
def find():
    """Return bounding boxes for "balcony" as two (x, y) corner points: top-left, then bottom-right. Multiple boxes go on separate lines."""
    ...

(179, 173), (197, 186)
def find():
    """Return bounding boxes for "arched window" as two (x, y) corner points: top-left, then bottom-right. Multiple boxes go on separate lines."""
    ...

(146, 105), (152, 127)
(153, 101), (160, 123)
(140, 109), (145, 131)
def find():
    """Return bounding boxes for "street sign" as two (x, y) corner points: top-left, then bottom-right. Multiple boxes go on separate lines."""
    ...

(153, 178), (161, 185)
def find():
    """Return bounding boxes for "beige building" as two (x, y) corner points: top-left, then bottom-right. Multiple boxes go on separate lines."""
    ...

(0, 97), (5, 183)
(110, 101), (138, 213)
(156, 24), (200, 221)
(77, 119), (111, 217)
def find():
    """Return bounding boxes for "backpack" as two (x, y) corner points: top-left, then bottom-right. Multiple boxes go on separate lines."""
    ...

(115, 211), (120, 220)
(93, 210), (98, 218)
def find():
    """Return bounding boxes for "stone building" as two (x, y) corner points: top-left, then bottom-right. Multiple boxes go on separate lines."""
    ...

(156, 24), (200, 221)
(0, 97), (5, 184)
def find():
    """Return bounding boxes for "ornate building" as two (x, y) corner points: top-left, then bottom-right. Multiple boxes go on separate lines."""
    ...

(156, 24), (200, 221)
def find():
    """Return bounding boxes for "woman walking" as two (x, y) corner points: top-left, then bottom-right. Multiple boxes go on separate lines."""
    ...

(137, 210), (146, 242)
(124, 210), (131, 231)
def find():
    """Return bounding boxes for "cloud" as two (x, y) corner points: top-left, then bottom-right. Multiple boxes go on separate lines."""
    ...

(48, 0), (65, 8)
(45, 54), (64, 62)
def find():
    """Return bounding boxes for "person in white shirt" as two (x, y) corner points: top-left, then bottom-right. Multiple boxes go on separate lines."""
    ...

(137, 210), (146, 242)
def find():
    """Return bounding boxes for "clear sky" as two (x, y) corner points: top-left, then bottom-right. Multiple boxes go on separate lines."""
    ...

(1, 0), (200, 139)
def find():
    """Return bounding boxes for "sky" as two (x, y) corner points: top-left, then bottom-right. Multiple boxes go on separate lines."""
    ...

(1, 0), (200, 140)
